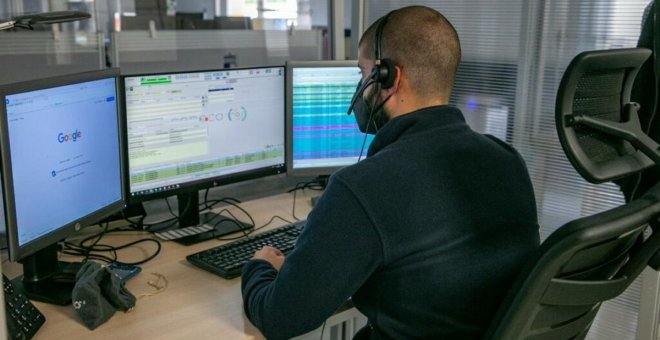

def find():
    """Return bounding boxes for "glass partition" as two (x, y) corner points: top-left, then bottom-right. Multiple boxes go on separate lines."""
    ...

(0, 0), (331, 84)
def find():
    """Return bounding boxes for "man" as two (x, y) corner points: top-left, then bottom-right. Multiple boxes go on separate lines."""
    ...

(242, 6), (539, 339)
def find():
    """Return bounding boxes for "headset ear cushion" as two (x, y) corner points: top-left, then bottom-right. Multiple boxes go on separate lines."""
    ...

(379, 58), (396, 89)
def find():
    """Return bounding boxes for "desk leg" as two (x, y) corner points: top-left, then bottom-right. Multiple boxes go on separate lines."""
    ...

(637, 267), (660, 340)
(293, 308), (367, 340)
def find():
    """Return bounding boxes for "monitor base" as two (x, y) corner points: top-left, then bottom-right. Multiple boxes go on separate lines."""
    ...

(173, 212), (253, 245)
(16, 260), (82, 306)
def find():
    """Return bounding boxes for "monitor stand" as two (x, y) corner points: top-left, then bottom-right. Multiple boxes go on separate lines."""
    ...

(16, 244), (82, 305)
(151, 192), (253, 244)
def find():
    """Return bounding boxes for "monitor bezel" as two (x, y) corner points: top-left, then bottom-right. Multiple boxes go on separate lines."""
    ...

(285, 60), (365, 177)
(121, 65), (287, 204)
(0, 68), (127, 262)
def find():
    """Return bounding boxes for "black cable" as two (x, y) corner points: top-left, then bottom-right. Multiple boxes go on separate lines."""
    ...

(202, 188), (242, 211)
(62, 237), (162, 266)
(202, 197), (248, 216)
(319, 320), (328, 340)
(345, 70), (381, 165)
(358, 128), (370, 162)
(123, 215), (145, 230)
(77, 222), (112, 249)
(367, 79), (381, 132)
(198, 192), (255, 233)
(61, 225), (162, 266)
(164, 196), (178, 218)
(213, 215), (293, 241)
(210, 208), (253, 239)
(187, 194), (259, 241)
(287, 178), (325, 221)
(259, 215), (293, 230)
(292, 188), (301, 221)
(208, 198), (255, 228)
(287, 179), (326, 193)
(291, 182), (313, 220)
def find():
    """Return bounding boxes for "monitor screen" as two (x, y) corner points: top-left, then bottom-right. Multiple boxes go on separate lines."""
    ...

(0, 69), (125, 304)
(123, 66), (285, 204)
(286, 60), (373, 177)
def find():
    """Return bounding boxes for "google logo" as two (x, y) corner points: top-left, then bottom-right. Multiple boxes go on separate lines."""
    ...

(58, 130), (82, 143)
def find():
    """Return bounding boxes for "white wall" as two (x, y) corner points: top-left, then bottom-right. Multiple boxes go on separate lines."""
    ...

(310, 0), (351, 29)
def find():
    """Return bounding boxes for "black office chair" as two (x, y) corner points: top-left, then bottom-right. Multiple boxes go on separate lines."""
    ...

(483, 48), (660, 340)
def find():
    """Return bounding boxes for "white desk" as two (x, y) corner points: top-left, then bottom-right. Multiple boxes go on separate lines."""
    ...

(3, 191), (366, 339)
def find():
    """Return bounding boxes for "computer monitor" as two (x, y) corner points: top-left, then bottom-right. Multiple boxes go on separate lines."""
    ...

(286, 60), (373, 178)
(120, 15), (176, 30)
(214, 16), (252, 30)
(175, 12), (212, 30)
(123, 66), (285, 230)
(0, 69), (126, 305)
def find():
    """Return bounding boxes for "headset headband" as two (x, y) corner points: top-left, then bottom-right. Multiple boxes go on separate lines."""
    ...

(374, 11), (393, 66)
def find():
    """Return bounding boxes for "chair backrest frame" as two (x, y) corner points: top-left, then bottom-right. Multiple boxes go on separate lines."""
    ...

(556, 48), (653, 183)
(483, 47), (660, 340)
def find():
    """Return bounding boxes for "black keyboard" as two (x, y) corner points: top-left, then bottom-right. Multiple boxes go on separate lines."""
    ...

(3, 274), (45, 340)
(186, 220), (306, 279)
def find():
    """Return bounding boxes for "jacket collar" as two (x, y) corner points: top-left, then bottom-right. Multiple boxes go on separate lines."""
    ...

(367, 105), (467, 157)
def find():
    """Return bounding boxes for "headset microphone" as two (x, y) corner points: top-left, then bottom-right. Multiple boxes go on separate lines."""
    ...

(346, 70), (377, 116)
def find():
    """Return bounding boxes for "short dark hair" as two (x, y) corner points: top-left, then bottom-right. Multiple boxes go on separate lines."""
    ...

(359, 6), (461, 98)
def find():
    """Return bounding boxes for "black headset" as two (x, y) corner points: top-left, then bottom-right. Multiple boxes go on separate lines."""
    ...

(372, 11), (396, 89)
(345, 10), (397, 116)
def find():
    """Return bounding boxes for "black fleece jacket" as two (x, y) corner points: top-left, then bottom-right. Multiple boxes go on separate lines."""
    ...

(242, 105), (540, 339)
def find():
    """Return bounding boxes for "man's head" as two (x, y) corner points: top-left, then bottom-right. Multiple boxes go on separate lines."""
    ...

(357, 6), (461, 118)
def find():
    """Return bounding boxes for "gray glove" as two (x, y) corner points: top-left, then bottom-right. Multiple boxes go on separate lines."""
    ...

(71, 261), (136, 330)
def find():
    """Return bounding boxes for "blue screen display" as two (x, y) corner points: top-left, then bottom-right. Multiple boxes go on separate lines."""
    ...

(291, 66), (374, 170)
(5, 77), (122, 246)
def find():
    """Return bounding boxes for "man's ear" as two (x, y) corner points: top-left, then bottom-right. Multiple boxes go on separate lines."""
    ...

(385, 65), (402, 96)
(385, 65), (402, 95)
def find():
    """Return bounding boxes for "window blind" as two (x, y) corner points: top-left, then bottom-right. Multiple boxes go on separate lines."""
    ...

(366, 1), (652, 339)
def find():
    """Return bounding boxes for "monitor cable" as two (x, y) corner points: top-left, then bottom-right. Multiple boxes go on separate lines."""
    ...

(212, 214), (294, 243)
(62, 223), (162, 266)
(207, 208), (253, 240)
(123, 214), (146, 230)
(288, 179), (325, 221)
(256, 215), (294, 232)
(201, 194), (255, 232)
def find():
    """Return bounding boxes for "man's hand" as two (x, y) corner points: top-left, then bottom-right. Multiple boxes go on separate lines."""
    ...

(253, 245), (285, 271)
